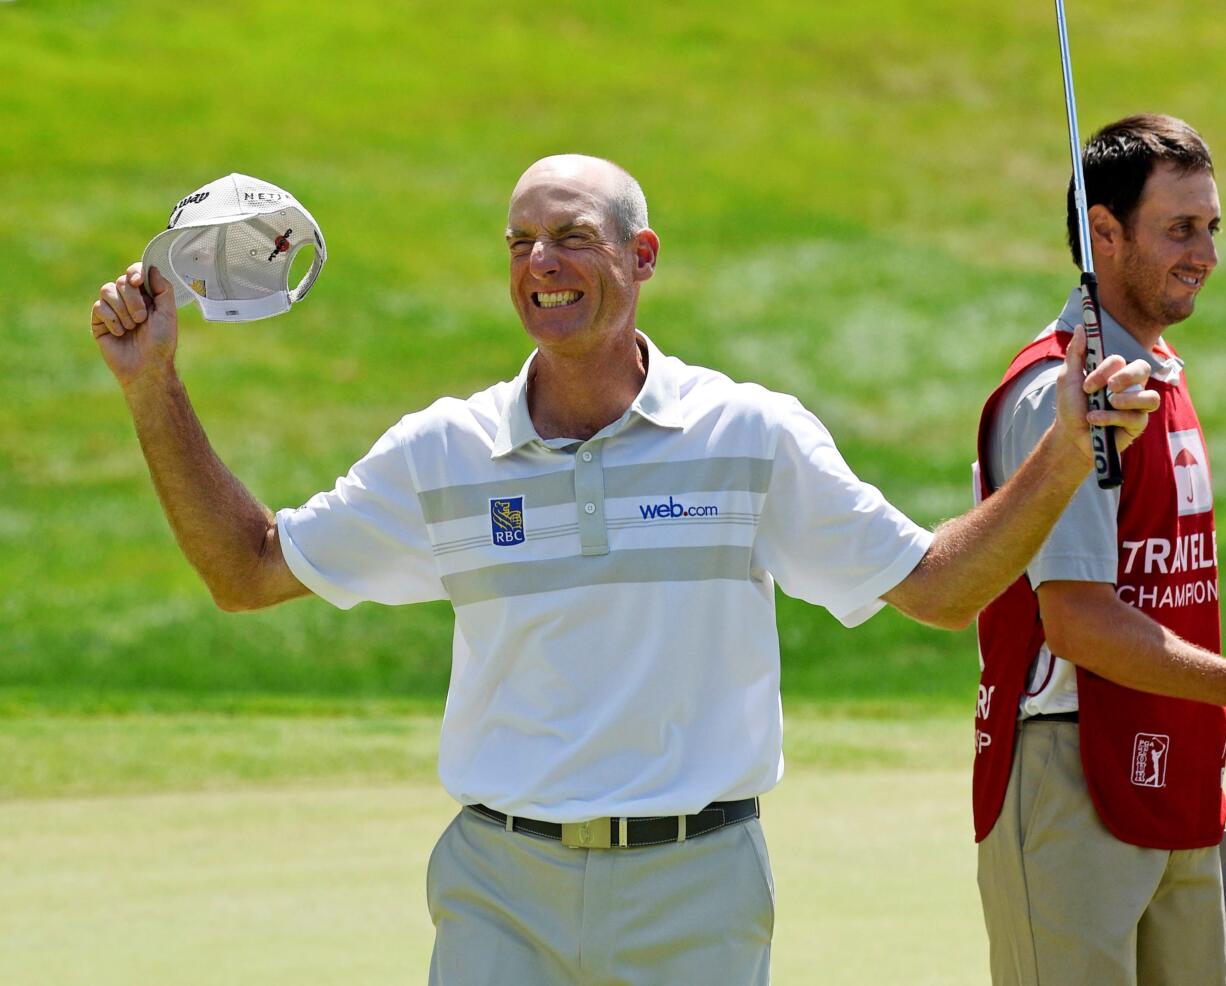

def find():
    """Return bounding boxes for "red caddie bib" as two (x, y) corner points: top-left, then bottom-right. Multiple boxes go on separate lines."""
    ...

(973, 330), (1226, 849)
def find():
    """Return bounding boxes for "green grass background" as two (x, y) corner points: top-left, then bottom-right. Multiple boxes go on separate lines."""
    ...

(6, 0), (1226, 709)
(3, 1), (1226, 982)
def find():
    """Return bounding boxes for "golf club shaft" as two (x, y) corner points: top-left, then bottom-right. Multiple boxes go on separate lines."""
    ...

(1055, 0), (1122, 489)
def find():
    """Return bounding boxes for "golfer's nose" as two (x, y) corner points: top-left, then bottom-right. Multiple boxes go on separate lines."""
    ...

(529, 240), (560, 278)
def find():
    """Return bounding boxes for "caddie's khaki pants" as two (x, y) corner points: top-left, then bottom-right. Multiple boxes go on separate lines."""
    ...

(978, 718), (1226, 986)
(427, 805), (774, 985)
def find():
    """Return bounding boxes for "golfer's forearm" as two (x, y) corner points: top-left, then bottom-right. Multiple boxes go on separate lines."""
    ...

(123, 370), (290, 610)
(1042, 587), (1226, 705)
(888, 425), (1089, 629)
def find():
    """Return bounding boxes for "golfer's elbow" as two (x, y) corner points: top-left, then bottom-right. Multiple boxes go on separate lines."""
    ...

(207, 520), (306, 612)
(913, 598), (977, 632)
(933, 605), (977, 632)
(207, 576), (263, 612)
(201, 548), (280, 613)
(883, 574), (977, 631)
(209, 577), (298, 612)
(211, 547), (310, 612)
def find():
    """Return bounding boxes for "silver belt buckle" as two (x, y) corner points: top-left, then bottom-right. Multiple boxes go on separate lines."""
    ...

(561, 818), (612, 849)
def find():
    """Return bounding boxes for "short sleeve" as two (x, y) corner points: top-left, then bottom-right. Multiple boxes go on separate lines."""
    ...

(987, 361), (1119, 587)
(755, 397), (934, 628)
(276, 419), (446, 609)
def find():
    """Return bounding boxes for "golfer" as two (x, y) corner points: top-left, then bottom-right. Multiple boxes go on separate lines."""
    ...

(93, 154), (1156, 984)
(974, 115), (1226, 986)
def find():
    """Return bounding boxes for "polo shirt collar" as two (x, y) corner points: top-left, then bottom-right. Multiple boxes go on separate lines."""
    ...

(1054, 288), (1183, 385)
(491, 330), (683, 458)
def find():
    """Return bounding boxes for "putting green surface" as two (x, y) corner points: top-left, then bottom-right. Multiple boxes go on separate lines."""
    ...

(0, 770), (983, 986)
(1, 709), (983, 985)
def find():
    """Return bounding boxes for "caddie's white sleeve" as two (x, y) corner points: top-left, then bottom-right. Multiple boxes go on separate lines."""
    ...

(754, 397), (933, 627)
(275, 418), (445, 609)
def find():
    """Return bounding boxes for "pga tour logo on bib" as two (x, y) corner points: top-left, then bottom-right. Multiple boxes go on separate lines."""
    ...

(1131, 732), (1170, 788)
(1169, 430), (1212, 516)
(490, 497), (525, 547)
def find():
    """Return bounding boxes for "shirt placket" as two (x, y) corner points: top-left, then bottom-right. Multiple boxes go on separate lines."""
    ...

(574, 440), (609, 556)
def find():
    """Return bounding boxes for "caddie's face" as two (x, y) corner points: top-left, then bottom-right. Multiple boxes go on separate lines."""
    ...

(506, 166), (642, 352)
(1116, 162), (1220, 331)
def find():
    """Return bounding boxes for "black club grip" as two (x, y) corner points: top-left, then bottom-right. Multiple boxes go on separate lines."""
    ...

(1078, 272), (1122, 489)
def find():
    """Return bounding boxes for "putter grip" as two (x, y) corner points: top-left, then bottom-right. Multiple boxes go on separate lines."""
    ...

(1079, 273), (1122, 489)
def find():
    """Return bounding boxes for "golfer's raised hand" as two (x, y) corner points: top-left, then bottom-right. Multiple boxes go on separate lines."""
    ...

(1054, 323), (1159, 461)
(91, 263), (178, 388)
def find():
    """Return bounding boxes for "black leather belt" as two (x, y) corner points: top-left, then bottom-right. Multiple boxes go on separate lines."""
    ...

(1026, 711), (1079, 723)
(468, 798), (760, 849)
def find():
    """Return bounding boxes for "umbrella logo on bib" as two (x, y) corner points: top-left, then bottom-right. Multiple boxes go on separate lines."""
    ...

(1131, 733), (1169, 788)
(1169, 430), (1212, 516)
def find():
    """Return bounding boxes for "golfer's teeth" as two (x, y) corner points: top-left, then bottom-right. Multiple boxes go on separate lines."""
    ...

(537, 291), (581, 308)
(1175, 272), (1201, 288)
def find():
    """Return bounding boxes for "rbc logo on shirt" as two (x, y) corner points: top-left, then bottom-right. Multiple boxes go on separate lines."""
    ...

(490, 497), (525, 547)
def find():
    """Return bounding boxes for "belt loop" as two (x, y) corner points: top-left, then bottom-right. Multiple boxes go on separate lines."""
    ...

(677, 814), (687, 843)
(618, 817), (628, 847)
(505, 814), (515, 833)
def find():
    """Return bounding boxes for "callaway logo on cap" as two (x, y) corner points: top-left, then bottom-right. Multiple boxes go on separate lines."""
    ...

(141, 173), (327, 323)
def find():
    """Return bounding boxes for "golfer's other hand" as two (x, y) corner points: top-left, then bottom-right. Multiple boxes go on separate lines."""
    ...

(91, 263), (178, 389)
(1054, 323), (1160, 461)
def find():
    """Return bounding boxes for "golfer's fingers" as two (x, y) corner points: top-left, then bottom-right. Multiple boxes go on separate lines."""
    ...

(1106, 385), (1160, 413)
(1104, 357), (1153, 395)
(1083, 351), (1122, 389)
(99, 282), (135, 331)
(92, 299), (122, 337)
(1089, 408), (1152, 441)
(1082, 354), (1145, 394)
(116, 274), (148, 325)
(147, 265), (174, 305)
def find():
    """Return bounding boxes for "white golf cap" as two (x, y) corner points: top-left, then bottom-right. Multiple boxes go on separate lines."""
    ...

(141, 173), (327, 323)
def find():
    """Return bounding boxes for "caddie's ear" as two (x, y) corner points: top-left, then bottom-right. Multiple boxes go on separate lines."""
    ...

(633, 228), (660, 282)
(1088, 203), (1125, 260)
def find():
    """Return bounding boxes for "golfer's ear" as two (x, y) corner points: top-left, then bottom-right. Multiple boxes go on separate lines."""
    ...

(1088, 204), (1123, 259)
(633, 229), (660, 282)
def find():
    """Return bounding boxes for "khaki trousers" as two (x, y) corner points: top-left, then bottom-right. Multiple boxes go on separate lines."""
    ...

(978, 719), (1226, 986)
(427, 806), (774, 985)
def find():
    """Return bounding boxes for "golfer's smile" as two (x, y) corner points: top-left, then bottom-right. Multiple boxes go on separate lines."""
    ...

(534, 290), (584, 309)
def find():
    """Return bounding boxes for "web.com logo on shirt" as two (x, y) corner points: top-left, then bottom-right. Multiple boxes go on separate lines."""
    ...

(638, 496), (719, 520)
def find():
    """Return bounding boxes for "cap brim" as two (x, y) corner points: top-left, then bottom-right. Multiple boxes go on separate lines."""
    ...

(140, 227), (199, 310)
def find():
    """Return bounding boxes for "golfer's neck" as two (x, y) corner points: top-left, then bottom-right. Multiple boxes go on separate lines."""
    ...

(528, 333), (648, 442)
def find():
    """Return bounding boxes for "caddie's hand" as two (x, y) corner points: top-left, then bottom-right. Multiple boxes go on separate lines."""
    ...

(91, 263), (179, 389)
(1054, 323), (1160, 462)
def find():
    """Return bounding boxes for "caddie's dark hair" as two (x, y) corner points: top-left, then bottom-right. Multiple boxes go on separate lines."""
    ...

(1068, 114), (1214, 267)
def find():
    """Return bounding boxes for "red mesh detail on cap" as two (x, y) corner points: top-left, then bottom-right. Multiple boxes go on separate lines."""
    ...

(167, 210), (314, 300)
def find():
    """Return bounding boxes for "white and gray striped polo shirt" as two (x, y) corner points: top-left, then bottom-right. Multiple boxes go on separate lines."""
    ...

(277, 333), (933, 821)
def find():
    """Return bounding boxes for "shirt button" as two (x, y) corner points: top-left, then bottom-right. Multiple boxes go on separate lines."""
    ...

(581, 451), (593, 462)
(584, 502), (596, 515)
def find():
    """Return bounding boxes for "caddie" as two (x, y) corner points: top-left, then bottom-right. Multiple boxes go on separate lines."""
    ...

(93, 154), (1158, 984)
(974, 115), (1226, 986)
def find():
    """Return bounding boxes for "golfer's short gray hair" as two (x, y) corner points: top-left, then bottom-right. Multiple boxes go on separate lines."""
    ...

(607, 166), (649, 242)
